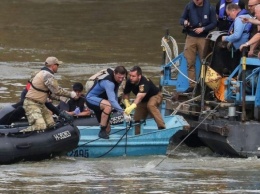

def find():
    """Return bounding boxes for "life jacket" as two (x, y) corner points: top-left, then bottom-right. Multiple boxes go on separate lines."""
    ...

(187, 0), (212, 28)
(88, 68), (114, 81)
(28, 67), (52, 95)
(86, 68), (119, 99)
(219, 0), (239, 20)
(25, 82), (31, 91)
(228, 9), (252, 35)
(25, 67), (55, 103)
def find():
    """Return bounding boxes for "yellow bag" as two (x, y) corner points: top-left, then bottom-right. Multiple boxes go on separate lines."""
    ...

(205, 66), (222, 91)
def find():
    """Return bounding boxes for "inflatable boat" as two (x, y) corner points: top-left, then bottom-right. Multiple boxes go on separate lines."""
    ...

(0, 103), (124, 127)
(0, 121), (80, 164)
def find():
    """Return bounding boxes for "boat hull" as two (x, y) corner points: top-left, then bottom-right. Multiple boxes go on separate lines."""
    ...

(197, 120), (260, 158)
(0, 122), (80, 164)
(68, 115), (189, 158)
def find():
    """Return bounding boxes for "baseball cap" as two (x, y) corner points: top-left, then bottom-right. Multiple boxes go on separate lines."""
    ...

(45, 56), (63, 66)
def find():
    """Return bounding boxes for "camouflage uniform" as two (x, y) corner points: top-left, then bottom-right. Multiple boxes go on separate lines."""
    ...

(23, 99), (54, 131)
(21, 58), (74, 132)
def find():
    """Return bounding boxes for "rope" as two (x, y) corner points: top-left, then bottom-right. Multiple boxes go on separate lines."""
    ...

(124, 121), (131, 155)
(77, 121), (144, 158)
(77, 127), (128, 148)
(161, 36), (197, 84)
(97, 123), (132, 158)
(154, 103), (220, 168)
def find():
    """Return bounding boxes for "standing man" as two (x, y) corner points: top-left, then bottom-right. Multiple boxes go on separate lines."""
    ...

(222, 4), (252, 71)
(240, 4), (260, 57)
(86, 66), (128, 139)
(22, 57), (78, 132)
(123, 66), (165, 135)
(248, 0), (259, 17)
(180, 0), (217, 93)
(216, 0), (245, 31)
(247, 0), (260, 56)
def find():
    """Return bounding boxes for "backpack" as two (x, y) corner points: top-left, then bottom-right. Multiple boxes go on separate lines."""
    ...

(85, 68), (114, 93)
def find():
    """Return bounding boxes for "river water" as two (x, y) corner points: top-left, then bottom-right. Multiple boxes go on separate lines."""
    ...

(1, 0), (259, 193)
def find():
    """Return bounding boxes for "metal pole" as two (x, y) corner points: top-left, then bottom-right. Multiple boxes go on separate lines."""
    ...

(241, 48), (247, 122)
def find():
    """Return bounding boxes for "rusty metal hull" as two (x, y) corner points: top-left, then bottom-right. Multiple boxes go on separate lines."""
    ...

(197, 120), (260, 158)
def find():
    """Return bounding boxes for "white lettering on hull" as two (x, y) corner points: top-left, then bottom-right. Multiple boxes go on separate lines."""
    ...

(53, 131), (71, 141)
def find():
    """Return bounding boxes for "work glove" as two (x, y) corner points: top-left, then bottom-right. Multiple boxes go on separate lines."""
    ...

(59, 110), (74, 123)
(123, 99), (131, 108)
(73, 107), (81, 115)
(123, 113), (132, 123)
(124, 103), (137, 115)
(70, 91), (77, 98)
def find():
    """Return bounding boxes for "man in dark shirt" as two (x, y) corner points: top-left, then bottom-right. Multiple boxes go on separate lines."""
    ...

(58, 82), (91, 117)
(123, 66), (165, 134)
(180, 0), (217, 93)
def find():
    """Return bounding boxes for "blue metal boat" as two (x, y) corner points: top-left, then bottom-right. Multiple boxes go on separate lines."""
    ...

(67, 114), (189, 158)
(159, 30), (260, 158)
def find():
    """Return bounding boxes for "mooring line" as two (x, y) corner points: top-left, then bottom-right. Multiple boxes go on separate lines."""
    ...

(153, 103), (220, 168)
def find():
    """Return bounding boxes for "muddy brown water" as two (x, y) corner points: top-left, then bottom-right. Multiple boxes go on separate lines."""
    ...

(1, 1), (259, 194)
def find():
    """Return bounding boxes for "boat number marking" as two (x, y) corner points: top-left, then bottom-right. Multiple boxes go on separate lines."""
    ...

(67, 148), (89, 158)
(53, 130), (71, 141)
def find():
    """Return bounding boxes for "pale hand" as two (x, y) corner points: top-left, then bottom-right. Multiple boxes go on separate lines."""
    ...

(240, 17), (249, 23)
(70, 91), (77, 98)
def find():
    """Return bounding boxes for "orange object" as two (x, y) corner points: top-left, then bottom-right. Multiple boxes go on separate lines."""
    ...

(214, 77), (235, 102)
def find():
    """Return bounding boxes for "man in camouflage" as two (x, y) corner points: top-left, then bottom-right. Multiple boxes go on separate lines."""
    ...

(21, 57), (78, 132)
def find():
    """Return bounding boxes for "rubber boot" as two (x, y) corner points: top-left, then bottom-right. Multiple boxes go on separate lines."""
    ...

(98, 125), (109, 139)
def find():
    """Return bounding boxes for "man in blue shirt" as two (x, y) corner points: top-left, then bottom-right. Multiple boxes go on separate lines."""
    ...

(86, 66), (127, 139)
(216, 0), (245, 31)
(222, 4), (252, 49)
(222, 3), (252, 71)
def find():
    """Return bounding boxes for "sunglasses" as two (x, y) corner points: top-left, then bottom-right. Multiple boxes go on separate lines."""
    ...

(248, 4), (259, 7)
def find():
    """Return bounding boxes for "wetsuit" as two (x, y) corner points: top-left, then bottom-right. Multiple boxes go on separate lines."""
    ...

(86, 68), (123, 122)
